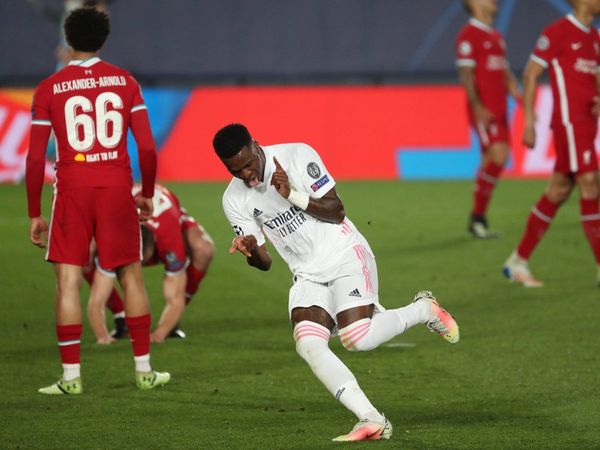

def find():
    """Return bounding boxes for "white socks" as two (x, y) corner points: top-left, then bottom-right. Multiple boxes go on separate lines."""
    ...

(294, 321), (383, 422)
(62, 363), (80, 381)
(134, 354), (151, 373)
(338, 301), (429, 351)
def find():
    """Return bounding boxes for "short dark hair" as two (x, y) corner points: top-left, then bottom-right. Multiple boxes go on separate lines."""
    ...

(213, 124), (253, 159)
(64, 7), (110, 52)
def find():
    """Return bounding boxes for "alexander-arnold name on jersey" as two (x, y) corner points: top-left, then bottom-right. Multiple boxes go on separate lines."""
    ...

(263, 205), (307, 238)
(53, 76), (127, 94)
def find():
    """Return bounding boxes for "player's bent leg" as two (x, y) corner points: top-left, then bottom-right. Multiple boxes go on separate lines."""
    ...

(87, 269), (117, 344)
(504, 173), (573, 287)
(183, 224), (214, 304)
(40, 264), (84, 394)
(116, 262), (170, 390)
(291, 307), (390, 441)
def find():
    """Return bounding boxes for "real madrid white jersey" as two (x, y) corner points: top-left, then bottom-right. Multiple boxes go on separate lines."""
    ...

(223, 143), (371, 283)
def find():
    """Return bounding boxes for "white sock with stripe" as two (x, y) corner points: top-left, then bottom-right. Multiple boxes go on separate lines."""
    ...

(339, 302), (429, 351)
(294, 321), (383, 422)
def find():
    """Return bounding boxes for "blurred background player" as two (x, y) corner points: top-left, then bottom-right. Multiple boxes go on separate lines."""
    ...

(215, 124), (459, 442)
(86, 184), (214, 343)
(25, 7), (169, 393)
(504, 0), (600, 287)
(456, 0), (521, 238)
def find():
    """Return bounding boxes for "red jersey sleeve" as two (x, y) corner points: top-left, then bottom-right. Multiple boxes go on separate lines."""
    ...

(128, 76), (157, 198)
(26, 82), (52, 218)
(456, 29), (477, 68)
(531, 25), (561, 69)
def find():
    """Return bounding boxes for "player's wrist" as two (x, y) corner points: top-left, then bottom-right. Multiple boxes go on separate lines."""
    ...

(287, 189), (310, 210)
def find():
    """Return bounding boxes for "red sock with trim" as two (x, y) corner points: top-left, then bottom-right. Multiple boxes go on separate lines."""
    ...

(185, 265), (206, 304)
(580, 198), (600, 264)
(125, 314), (151, 357)
(473, 161), (503, 216)
(57, 324), (82, 365)
(517, 195), (559, 259)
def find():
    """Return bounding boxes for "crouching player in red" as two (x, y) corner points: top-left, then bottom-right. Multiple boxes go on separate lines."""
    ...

(86, 184), (214, 343)
(456, 0), (522, 238)
(26, 7), (170, 393)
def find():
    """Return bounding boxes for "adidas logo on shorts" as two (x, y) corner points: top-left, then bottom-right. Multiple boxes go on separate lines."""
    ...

(349, 288), (362, 297)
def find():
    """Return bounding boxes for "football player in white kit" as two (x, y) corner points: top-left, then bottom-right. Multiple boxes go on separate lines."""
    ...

(214, 124), (460, 442)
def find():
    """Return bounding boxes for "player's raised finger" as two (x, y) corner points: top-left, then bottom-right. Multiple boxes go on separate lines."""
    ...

(273, 157), (284, 172)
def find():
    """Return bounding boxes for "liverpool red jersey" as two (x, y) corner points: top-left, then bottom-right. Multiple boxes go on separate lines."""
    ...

(134, 184), (189, 275)
(531, 14), (600, 128)
(456, 18), (509, 120)
(26, 57), (156, 217)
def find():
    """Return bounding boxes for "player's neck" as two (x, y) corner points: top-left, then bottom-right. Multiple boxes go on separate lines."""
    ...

(70, 51), (100, 63)
(472, 12), (494, 28)
(572, 9), (594, 27)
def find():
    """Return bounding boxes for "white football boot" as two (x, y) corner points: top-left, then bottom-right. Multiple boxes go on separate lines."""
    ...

(503, 251), (543, 288)
(332, 415), (392, 442)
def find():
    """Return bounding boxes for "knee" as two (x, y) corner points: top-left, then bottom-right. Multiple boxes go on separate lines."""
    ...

(293, 321), (331, 362)
(338, 318), (374, 352)
(546, 185), (571, 204)
(578, 174), (600, 200)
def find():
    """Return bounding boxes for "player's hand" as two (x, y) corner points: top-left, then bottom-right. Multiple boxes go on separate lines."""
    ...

(136, 195), (154, 222)
(474, 103), (494, 127)
(229, 235), (257, 257)
(29, 216), (49, 248)
(523, 124), (536, 149)
(271, 157), (291, 198)
(592, 96), (600, 117)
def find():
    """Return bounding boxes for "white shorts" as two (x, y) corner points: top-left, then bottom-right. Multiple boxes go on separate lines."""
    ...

(288, 242), (385, 323)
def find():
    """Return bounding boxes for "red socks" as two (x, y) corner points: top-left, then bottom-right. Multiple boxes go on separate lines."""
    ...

(580, 198), (600, 264)
(517, 195), (559, 259)
(125, 314), (151, 357)
(57, 324), (82, 364)
(185, 265), (206, 304)
(473, 161), (503, 217)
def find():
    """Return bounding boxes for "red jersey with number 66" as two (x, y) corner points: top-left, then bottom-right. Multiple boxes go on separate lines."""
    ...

(27, 57), (156, 217)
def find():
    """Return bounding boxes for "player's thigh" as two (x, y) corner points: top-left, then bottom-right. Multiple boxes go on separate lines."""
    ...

(94, 186), (141, 269)
(330, 243), (383, 319)
(47, 189), (95, 266)
(289, 277), (336, 329)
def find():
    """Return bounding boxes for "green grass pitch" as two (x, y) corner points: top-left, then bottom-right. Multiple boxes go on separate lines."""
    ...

(1, 180), (599, 449)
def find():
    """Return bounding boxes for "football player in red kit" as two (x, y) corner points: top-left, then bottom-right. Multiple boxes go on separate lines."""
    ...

(86, 185), (214, 343)
(456, 0), (521, 238)
(504, 0), (600, 287)
(26, 7), (170, 393)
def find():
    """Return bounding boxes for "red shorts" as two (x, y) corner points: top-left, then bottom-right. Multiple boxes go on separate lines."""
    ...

(472, 118), (509, 152)
(553, 124), (598, 175)
(46, 186), (141, 268)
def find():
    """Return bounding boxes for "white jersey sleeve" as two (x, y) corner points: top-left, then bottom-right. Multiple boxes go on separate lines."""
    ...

(222, 186), (266, 246)
(291, 144), (336, 199)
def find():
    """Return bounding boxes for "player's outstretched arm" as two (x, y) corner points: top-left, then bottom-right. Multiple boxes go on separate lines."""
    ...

(152, 272), (187, 343)
(87, 270), (117, 344)
(522, 60), (545, 148)
(271, 157), (345, 224)
(230, 235), (272, 271)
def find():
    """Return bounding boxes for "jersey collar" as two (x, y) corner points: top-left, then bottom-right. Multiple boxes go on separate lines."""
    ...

(469, 17), (493, 34)
(567, 14), (590, 33)
(68, 57), (102, 67)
